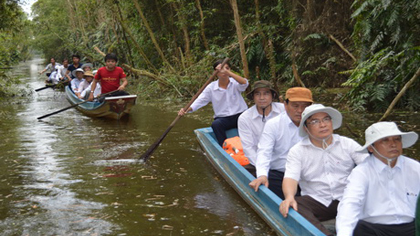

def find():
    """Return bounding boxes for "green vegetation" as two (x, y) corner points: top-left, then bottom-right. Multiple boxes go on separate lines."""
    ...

(0, 0), (32, 98)
(3, 0), (420, 112)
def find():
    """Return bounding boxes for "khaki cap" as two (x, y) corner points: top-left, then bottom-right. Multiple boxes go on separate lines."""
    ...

(246, 80), (278, 100)
(285, 87), (313, 103)
(83, 71), (94, 78)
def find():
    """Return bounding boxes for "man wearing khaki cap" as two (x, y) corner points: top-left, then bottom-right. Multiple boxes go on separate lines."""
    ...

(238, 80), (285, 176)
(336, 122), (420, 236)
(249, 87), (313, 199)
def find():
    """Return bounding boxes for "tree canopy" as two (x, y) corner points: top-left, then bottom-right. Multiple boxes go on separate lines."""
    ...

(2, 0), (420, 112)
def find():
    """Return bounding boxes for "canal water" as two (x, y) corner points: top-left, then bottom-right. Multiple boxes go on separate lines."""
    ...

(0, 58), (418, 235)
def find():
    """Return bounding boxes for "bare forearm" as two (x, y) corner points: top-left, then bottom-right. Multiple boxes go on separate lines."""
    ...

(227, 71), (247, 84)
(282, 178), (298, 199)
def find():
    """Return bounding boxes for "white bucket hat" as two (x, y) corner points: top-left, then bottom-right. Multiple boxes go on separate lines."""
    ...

(71, 68), (85, 78)
(299, 104), (342, 137)
(357, 122), (418, 152)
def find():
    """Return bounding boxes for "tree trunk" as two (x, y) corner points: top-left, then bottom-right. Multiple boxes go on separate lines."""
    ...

(115, 1), (135, 67)
(195, 0), (209, 51)
(172, 2), (192, 65)
(132, 0), (174, 72)
(230, 0), (250, 79)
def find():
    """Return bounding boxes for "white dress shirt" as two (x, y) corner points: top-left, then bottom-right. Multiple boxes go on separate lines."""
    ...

(238, 103), (285, 165)
(190, 77), (248, 118)
(256, 112), (301, 177)
(71, 78), (85, 92)
(284, 135), (368, 207)
(80, 83), (101, 98)
(56, 65), (68, 80)
(336, 155), (420, 236)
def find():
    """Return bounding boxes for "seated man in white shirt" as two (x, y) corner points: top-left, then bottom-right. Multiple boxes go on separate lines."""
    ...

(77, 71), (101, 100)
(55, 59), (69, 82)
(70, 68), (85, 97)
(336, 122), (420, 236)
(249, 87), (313, 198)
(178, 59), (249, 146)
(238, 80), (285, 177)
(279, 104), (368, 236)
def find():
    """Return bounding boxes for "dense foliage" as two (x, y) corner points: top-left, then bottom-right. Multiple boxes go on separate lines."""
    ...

(0, 0), (32, 97)
(3, 0), (419, 111)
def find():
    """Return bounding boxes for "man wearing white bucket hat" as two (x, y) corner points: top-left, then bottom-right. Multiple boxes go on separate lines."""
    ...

(336, 122), (420, 236)
(279, 104), (368, 235)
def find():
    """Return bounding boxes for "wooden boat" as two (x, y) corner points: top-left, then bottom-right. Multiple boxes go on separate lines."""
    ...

(65, 86), (137, 120)
(194, 127), (326, 236)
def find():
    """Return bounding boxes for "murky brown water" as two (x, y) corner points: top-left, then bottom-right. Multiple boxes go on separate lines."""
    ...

(0, 58), (418, 236)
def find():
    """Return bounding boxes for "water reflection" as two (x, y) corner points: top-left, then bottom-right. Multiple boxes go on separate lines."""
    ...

(0, 57), (417, 236)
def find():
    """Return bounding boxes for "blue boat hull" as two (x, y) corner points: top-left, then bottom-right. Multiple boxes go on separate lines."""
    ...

(194, 127), (326, 236)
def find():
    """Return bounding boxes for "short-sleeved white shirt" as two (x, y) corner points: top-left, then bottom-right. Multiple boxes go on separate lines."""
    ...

(285, 134), (368, 207)
(190, 77), (248, 118)
(238, 103), (285, 165)
(71, 78), (85, 92)
(256, 112), (302, 177)
(336, 155), (420, 236)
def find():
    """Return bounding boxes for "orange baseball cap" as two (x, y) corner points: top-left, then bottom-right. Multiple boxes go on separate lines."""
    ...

(285, 87), (313, 102)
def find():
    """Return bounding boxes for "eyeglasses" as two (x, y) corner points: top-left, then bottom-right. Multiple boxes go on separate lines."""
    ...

(306, 116), (332, 126)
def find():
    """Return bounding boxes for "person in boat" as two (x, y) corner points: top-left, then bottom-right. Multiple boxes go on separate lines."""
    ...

(178, 59), (249, 146)
(87, 53), (129, 101)
(56, 59), (69, 82)
(39, 57), (60, 82)
(336, 122), (420, 236)
(279, 104), (368, 236)
(77, 71), (101, 100)
(81, 63), (93, 72)
(238, 80), (285, 177)
(248, 87), (312, 198)
(71, 68), (85, 97)
(66, 55), (83, 81)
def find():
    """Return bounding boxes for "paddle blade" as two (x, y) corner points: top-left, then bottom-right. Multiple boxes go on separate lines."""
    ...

(139, 125), (174, 161)
(35, 86), (50, 92)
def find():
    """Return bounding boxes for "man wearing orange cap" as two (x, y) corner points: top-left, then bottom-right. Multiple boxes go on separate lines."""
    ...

(249, 87), (312, 199)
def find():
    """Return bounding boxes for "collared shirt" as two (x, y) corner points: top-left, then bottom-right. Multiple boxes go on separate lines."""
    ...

(71, 78), (85, 92)
(238, 103), (285, 165)
(56, 65), (68, 80)
(284, 134), (368, 207)
(336, 155), (420, 236)
(44, 63), (61, 73)
(256, 112), (301, 177)
(80, 83), (101, 98)
(190, 77), (248, 118)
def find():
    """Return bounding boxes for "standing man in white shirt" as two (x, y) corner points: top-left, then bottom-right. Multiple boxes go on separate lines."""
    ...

(336, 121), (420, 236)
(178, 59), (249, 146)
(249, 87), (313, 198)
(238, 80), (285, 176)
(279, 104), (368, 236)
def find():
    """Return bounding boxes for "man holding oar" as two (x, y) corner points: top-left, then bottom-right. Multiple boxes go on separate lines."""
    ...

(88, 53), (128, 102)
(178, 59), (249, 146)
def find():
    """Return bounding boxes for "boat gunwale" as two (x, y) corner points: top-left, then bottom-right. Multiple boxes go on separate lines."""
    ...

(194, 127), (325, 236)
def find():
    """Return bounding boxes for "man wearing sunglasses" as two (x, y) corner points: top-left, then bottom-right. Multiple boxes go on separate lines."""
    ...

(279, 104), (368, 236)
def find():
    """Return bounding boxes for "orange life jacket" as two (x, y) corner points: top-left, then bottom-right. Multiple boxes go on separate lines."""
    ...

(223, 136), (250, 166)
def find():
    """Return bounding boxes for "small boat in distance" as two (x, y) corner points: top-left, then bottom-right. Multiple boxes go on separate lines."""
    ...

(65, 86), (137, 120)
(194, 127), (325, 236)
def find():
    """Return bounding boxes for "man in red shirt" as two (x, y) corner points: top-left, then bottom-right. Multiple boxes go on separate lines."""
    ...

(88, 53), (128, 101)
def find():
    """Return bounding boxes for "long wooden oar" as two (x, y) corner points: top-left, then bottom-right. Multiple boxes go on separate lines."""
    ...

(37, 90), (117, 120)
(35, 80), (67, 92)
(139, 58), (230, 162)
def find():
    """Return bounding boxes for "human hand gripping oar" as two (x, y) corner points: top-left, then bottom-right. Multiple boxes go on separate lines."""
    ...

(37, 90), (118, 120)
(139, 58), (230, 162)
